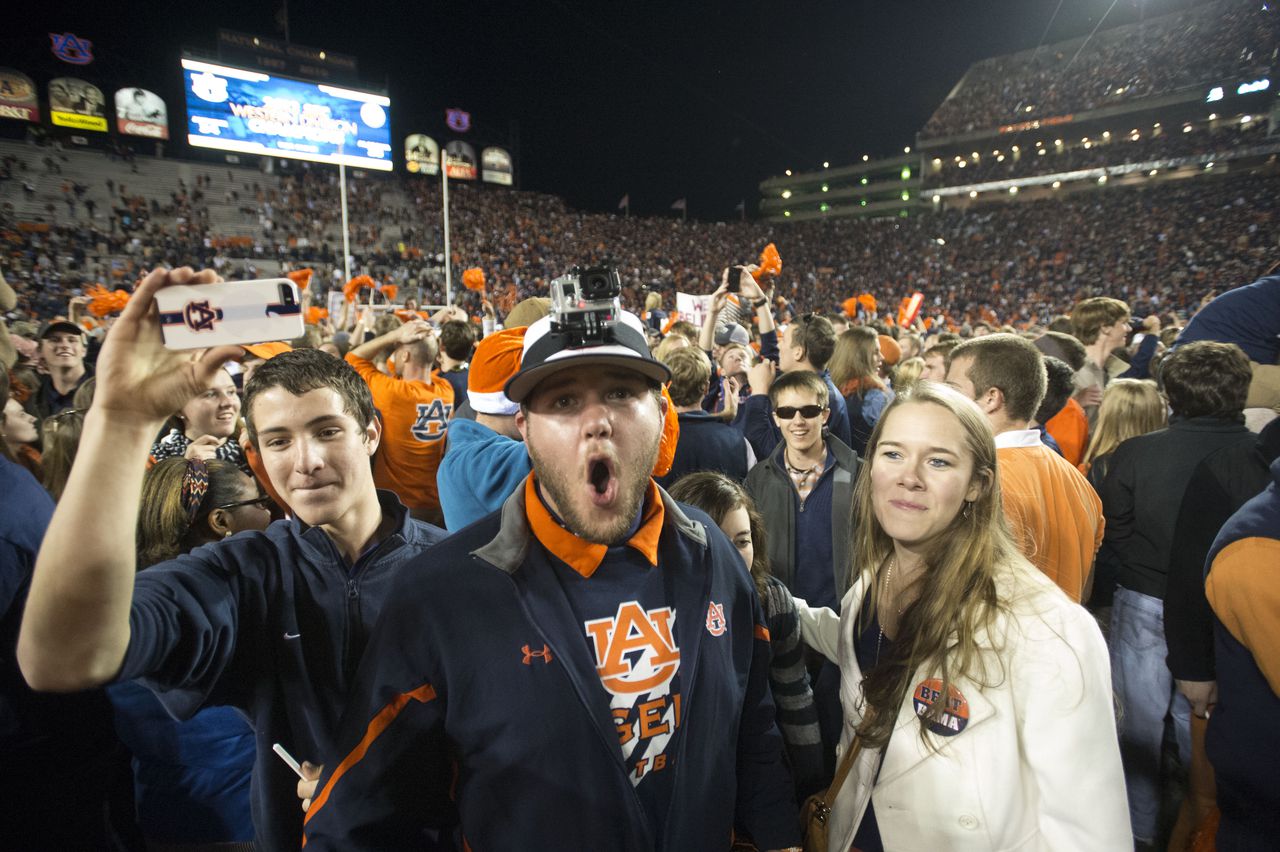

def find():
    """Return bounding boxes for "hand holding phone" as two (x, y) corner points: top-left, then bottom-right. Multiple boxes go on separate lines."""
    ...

(272, 742), (306, 780)
(90, 267), (246, 425)
(725, 266), (744, 294)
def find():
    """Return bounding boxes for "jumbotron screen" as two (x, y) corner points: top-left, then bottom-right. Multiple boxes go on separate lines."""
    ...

(181, 58), (392, 171)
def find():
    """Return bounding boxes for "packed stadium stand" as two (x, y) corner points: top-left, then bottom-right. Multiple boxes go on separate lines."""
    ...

(4, 134), (1277, 330)
(3, 0), (1278, 331)
(920, 0), (1276, 140)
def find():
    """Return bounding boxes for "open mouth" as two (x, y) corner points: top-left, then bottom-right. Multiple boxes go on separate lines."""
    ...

(587, 456), (619, 507)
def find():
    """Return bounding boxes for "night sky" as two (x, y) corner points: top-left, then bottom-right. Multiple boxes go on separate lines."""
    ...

(9, 0), (1185, 220)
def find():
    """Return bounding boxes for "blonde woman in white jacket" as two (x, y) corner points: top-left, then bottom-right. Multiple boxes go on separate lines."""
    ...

(797, 382), (1130, 851)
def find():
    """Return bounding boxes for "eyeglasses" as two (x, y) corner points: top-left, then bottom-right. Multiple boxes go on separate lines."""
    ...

(214, 495), (274, 511)
(774, 404), (826, 420)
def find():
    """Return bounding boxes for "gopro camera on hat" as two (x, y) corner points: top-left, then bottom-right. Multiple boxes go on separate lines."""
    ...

(549, 266), (623, 345)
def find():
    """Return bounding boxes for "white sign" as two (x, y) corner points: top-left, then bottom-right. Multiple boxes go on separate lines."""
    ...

(1237, 78), (1270, 95)
(676, 291), (713, 331)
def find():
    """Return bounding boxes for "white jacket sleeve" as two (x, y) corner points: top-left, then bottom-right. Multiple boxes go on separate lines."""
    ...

(1011, 600), (1132, 850)
(793, 598), (841, 664)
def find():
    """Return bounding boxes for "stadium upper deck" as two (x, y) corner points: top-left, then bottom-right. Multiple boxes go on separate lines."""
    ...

(920, 0), (1276, 142)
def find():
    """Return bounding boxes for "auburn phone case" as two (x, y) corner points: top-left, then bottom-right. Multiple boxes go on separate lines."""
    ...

(155, 278), (304, 349)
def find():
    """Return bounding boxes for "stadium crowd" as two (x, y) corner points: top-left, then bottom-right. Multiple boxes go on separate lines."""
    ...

(921, 0), (1276, 138)
(5, 146), (1278, 338)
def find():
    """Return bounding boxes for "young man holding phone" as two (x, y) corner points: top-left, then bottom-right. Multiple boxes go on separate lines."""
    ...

(17, 267), (445, 852)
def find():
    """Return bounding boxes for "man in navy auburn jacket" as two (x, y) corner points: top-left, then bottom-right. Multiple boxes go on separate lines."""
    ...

(303, 283), (801, 851)
(16, 267), (445, 852)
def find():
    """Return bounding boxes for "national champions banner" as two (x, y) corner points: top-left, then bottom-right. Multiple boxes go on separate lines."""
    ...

(0, 69), (39, 122)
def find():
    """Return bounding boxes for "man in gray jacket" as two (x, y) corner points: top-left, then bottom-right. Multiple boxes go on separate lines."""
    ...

(745, 369), (861, 613)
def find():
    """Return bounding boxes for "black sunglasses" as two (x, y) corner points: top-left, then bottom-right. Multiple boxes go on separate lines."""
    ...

(775, 404), (826, 420)
(214, 495), (274, 511)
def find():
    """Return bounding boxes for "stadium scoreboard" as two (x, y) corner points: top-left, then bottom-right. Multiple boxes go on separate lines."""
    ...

(181, 58), (392, 171)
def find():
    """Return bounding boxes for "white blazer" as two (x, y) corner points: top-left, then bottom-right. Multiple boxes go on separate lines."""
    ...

(798, 562), (1131, 851)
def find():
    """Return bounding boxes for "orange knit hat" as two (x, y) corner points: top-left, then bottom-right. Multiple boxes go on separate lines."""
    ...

(878, 334), (901, 367)
(468, 327), (527, 415)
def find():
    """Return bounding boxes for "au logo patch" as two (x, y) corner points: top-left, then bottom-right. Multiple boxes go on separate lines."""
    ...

(705, 601), (726, 636)
(911, 678), (970, 737)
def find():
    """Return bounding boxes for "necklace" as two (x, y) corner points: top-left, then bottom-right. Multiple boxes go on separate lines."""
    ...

(875, 556), (897, 663)
(783, 448), (819, 474)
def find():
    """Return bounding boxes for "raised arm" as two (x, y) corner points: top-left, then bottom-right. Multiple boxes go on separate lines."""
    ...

(17, 267), (241, 692)
(698, 279), (731, 352)
(348, 317), (430, 363)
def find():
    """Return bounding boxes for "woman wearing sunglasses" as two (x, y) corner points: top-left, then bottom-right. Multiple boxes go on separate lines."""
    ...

(797, 382), (1129, 851)
(109, 457), (273, 850)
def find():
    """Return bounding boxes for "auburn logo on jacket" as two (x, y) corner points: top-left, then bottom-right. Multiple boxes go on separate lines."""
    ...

(584, 601), (681, 784)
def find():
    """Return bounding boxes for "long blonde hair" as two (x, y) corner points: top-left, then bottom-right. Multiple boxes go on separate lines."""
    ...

(853, 382), (1017, 748)
(1081, 379), (1165, 470)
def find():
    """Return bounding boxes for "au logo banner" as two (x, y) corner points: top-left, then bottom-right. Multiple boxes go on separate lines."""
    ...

(445, 108), (471, 133)
(50, 33), (94, 65)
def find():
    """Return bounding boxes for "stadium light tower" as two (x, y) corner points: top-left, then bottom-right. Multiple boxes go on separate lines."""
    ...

(441, 148), (453, 304)
(338, 140), (352, 284)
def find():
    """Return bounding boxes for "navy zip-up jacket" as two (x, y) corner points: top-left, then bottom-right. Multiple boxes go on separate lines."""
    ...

(116, 490), (445, 852)
(1203, 457), (1280, 845)
(302, 483), (800, 851)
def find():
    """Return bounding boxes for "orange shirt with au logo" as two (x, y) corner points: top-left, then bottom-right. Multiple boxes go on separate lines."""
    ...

(346, 353), (455, 514)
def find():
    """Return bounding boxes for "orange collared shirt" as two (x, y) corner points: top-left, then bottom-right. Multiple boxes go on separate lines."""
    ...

(523, 474), (664, 578)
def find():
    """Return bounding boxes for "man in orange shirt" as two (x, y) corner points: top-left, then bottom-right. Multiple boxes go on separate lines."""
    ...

(1035, 331), (1092, 466)
(346, 319), (454, 525)
(947, 334), (1104, 602)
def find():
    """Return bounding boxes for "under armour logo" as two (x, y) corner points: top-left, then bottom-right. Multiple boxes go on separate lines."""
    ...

(522, 644), (553, 665)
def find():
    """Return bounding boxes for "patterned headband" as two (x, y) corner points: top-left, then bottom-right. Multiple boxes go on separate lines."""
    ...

(180, 457), (211, 525)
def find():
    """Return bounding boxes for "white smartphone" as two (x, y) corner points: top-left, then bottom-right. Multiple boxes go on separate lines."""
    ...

(155, 278), (304, 350)
(272, 742), (306, 780)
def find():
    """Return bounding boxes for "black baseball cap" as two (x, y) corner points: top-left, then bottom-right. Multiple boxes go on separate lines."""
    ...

(37, 318), (83, 339)
(504, 309), (671, 403)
